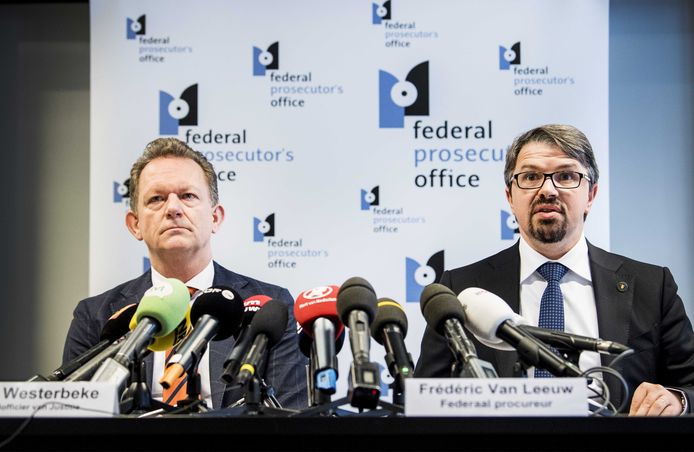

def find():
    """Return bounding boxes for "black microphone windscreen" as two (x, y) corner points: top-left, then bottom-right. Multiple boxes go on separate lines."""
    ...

(250, 299), (288, 346)
(420, 285), (466, 335)
(336, 276), (378, 324)
(100, 304), (138, 342)
(190, 286), (244, 340)
(419, 283), (457, 312)
(298, 330), (312, 357)
(370, 298), (408, 343)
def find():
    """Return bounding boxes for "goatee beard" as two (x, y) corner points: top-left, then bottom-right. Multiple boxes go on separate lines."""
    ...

(529, 195), (566, 243)
(530, 218), (567, 243)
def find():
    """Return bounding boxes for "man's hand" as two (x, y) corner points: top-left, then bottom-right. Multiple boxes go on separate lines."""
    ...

(629, 382), (683, 416)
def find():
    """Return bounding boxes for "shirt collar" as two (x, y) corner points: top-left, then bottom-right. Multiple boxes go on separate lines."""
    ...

(150, 259), (215, 295)
(518, 233), (591, 284)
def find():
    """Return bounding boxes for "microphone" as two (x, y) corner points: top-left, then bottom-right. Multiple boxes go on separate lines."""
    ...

(66, 309), (193, 382)
(64, 334), (130, 382)
(294, 285), (344, 394)
(298, 328), (346, 357)
(66, 316), (192, 382)
(518, 325), (632, 355)
(235, 299), (288, 386)
(220, 294), (272, 384)
(160, 286), (244, 390)
(370, 298), (414, 395)
(90, 278), (190, 391)
(336, 277), (381, 409)
(298, 328), (346, 406)
(458, 287), (583, 377)
(420, 284), (498, 378)
(30, 304), (137, 382)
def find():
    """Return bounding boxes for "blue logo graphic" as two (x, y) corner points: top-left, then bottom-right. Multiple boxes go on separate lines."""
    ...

(405, 250), (444, 302)
(253, 213), (275, 242)
(379, 61), (429, 128)
(360, 186), (380, 210)
(253, 42), (280, 76)
(159, 84), (198, 135)
(500, 210), (519, 240)
(372, 1), (392, 24)
(143, 256), (151, 272)
(113, 178), (130, 203)
(126, 15), (146, 40)
(499, 42), (521, 70)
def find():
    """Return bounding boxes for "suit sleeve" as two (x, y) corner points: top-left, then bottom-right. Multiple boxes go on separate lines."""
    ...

(658, 267), (694, 412)
(62, 298), (101, 363)
(413, 271), (455, 378)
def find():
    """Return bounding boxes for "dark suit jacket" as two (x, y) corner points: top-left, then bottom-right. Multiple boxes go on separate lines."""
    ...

(415, 241), (694, 413)
(62, 262), (308, 410)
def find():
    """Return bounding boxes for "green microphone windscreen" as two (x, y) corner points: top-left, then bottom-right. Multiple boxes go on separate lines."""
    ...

(135, 278), (190, 336)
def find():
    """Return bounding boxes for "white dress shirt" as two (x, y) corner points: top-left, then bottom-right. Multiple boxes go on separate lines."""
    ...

(518, 234), (602, 377)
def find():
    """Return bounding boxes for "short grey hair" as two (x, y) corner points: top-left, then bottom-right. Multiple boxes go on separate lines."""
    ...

(504, 124), (599, 188)
(129, 138), (218, 213)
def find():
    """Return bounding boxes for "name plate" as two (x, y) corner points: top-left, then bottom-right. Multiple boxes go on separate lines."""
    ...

(405, 378), (588, 416)
(0, 382), (119, 417)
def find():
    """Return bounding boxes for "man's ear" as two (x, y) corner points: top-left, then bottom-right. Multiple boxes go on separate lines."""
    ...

(125, 210), (143, 241)
(211, 204), (225, 234)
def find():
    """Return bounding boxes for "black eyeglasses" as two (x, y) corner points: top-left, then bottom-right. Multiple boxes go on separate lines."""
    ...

(512, 171), (591, 189)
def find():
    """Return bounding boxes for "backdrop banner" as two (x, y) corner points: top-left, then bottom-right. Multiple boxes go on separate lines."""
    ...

(90, 0), (609, 398)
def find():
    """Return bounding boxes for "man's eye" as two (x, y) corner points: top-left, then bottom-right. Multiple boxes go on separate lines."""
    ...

(557, 171), (576, 181)
(148, 196), (163, 204)
(181, 193), (197, 200)
(523, 172), (540, 181)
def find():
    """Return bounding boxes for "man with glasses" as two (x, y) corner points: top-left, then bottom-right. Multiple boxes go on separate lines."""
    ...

(415, 124), (694, 416)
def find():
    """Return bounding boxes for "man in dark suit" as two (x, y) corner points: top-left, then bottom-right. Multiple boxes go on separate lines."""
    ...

(63, 138), (308, 410)
(415, 124), (694, 416)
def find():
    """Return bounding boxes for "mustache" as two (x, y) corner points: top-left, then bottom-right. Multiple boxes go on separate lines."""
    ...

(531, 195), (565, 214)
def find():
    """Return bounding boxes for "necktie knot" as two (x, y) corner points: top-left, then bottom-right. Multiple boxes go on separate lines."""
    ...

(537, 262), (568, 283)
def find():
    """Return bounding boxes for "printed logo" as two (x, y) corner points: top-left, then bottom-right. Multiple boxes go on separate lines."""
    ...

(159, 84), (198, 135)
(372, 1), (392, 24)
(500, 210), (519, 240)
(253, 42), (280, 76)
(379, 61), (429, 128)
(302, 286), (336, 300)
(360, 186), (380, 210)
(499, 42), (521, 70)
(253, 213), (276, 242)
(498, 41), (573, 96)
(144, 279), (173, 298)
(113, 178), (130, 203)
(405, 250), (444, 302)
(126, 15), (146, 40)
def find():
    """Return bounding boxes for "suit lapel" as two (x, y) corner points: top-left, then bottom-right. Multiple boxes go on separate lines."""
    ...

(477, 244), (522, 377)
(588, 242), (633, 408)
(588, 243), (633, 349)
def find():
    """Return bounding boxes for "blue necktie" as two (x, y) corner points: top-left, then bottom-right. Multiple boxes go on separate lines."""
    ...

(534, 262), (569, 378)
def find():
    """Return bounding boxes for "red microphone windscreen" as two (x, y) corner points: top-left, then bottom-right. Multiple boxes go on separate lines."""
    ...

(294, 285), (343, 338)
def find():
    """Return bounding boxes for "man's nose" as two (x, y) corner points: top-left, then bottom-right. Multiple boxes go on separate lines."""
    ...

(537, 174), (559, 197)
(165, 194), (184, 217)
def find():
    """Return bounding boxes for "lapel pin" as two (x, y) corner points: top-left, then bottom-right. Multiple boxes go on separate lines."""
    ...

(617, 281), (628, 292)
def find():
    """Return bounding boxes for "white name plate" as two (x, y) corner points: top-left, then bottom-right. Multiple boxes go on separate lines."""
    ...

(0, 382), (119, 417)
(405, 378), (588, 417)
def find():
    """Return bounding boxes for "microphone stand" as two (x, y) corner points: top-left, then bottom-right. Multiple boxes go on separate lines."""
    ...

(120, 357), (170, 415)
(170, 362), (208, 414)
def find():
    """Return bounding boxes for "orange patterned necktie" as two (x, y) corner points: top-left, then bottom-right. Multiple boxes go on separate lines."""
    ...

(161, 286), (197, 406)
